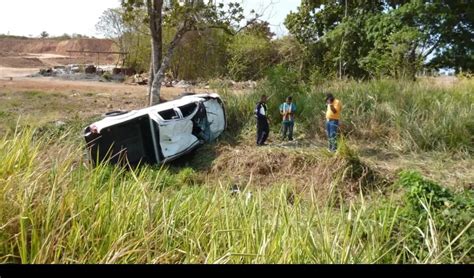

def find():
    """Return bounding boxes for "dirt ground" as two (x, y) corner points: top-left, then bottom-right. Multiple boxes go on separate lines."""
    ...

(0, 67), (39, 78)
(0, 47), (213, 123)
(0, 52), (80, 68)
(0, 51), (207, 102)
(0, 76), (209, 109)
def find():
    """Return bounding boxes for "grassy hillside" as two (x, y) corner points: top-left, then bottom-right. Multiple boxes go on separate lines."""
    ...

(0, 78), (472, 263)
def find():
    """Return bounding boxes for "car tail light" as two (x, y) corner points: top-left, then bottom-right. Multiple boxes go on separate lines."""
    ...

(90, 125), (99, 134)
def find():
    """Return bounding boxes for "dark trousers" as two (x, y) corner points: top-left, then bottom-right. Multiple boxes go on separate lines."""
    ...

(281, 121), (294, 140)
(256, 117), (269, 145)
(326, 119), (339, 152)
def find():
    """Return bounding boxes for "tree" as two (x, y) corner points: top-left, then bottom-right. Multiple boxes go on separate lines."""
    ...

(40, 31), (49, 38)
(227, 22), (277, 81)
(285, 0), (384, 79)
(96, 8), (127, 54)
(244, 20), (275, 40)
(122, 0), (254, 105)
(285, 0), (474, 80)
(169, 28), (230, 80)
(273, 35), (307, 76)
(97, 7), (151, 71)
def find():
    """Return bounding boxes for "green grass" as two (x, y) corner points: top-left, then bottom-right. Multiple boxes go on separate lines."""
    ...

(0, 78), (472, 263)
(216, 76), (474, 153)
(0, 129), (471, 263)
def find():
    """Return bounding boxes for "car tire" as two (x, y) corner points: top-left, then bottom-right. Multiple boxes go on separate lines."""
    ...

(104, 110), (129, 117)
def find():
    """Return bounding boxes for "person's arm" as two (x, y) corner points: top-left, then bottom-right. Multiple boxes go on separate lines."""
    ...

(256, 104), (263, 118)
(327, 100), (337, 114)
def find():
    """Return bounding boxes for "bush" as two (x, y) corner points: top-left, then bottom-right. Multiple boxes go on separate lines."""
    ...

(227, 33), (276, 81)
(396, 171), (473, 262)
(101, 72), (112, 81)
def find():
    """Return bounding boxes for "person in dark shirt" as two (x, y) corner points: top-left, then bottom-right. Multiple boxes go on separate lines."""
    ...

(255, 94), (270, 146)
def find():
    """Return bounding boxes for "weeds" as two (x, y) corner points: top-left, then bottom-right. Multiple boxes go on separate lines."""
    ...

(0, 130), (471, 263)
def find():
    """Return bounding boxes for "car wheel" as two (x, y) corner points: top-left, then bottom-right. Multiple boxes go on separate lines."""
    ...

(104, 110), (129, 117)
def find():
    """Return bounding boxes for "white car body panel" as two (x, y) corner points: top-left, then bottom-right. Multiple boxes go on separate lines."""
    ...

(84, 93), (226, 165)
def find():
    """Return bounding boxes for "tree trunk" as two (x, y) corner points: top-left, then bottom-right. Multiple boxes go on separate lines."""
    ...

(148, 61), (154, 105)
(147, 0), (163, 106)
(149, 24), (188, 106)
(407, 46), (417, 81)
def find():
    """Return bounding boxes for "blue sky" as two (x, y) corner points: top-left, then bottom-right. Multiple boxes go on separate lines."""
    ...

(0, 0), (300, 38)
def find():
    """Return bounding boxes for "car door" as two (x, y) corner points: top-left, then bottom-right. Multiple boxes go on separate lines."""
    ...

(156, 107), (200, 159)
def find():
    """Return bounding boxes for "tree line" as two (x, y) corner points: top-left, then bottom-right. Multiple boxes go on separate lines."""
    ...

(95, 0), (473, 103)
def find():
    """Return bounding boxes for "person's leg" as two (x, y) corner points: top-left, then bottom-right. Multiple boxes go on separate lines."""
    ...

(328, 120), (338, 152)
(262, 119), (269, 144)
(281, 122), (287, 140)
(326, 120), (331, 150)
(256, 119), (263, 145)
(333, 120), (339, 151)
(288, 121), (294, 140)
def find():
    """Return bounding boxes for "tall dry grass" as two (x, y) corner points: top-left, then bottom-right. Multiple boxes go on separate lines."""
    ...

(218, 75), (474, 153)
(0, 129), (471, 263)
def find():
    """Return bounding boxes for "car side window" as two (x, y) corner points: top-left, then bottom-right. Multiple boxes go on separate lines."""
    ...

(158, 109), (179, 120)
(179, 102), (198, 118)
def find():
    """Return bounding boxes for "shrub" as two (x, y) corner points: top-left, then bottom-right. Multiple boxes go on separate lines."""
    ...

(396, 171), (473, 262)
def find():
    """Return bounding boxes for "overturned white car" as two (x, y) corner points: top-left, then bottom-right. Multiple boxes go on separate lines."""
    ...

(84, 93), (226, 166)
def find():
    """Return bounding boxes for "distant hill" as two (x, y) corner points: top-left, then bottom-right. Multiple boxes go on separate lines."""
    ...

(0, 37), (121, 68)
(0, 37), (117, 55)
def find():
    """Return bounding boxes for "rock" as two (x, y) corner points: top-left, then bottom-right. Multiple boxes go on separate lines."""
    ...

(175, 80), (191, 88)
(107, 104), (113, 109)
(55, 121), (66, 127)
(245, 192), (252, 204)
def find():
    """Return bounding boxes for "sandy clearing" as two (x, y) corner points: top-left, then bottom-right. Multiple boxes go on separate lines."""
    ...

(0, 67), (39, 78)
(0, 76), (211, 99)
(25, 53), (69, 59)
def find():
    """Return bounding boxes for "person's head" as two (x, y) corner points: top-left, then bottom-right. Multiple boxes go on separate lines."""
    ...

(260, 94), (267, 103)
(325, 93), (335, 104)
(286, 96), (292, 104)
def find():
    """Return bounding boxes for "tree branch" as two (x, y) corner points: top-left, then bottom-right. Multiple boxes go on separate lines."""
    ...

(422, 39), (441, 60)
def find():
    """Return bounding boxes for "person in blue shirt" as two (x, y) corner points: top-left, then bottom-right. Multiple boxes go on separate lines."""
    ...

(279, 96), (296, 141)
(255, 94), (269, 146)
